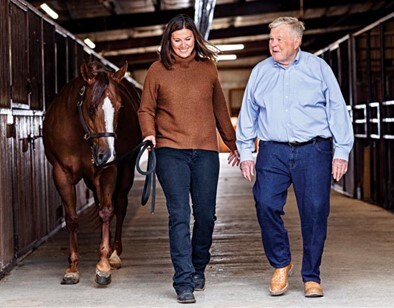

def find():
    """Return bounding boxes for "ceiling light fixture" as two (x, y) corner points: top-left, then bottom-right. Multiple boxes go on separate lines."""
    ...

(215, 44), (244, 51)
(84, 38), (96, 49)
(217, 54), (237, 61)
(40, 3), (59, 20)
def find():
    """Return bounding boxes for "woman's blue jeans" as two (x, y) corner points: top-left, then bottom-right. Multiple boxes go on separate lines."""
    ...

(156, 147), (219, 294)
(253, 139), (332, 283)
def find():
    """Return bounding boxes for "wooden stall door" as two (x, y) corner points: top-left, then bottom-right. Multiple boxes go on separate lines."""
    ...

(0, 113), (15, 271)
(12, 113), (47, 257)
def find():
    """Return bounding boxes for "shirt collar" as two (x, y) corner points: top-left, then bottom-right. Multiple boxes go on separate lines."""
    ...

(272, 48), (301, 68)
(294, 48), (301, 64)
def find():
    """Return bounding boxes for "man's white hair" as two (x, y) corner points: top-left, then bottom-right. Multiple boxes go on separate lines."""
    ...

(269, 17), (305, 39)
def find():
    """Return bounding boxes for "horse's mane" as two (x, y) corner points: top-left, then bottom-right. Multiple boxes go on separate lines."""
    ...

(87, 62), (111, 110)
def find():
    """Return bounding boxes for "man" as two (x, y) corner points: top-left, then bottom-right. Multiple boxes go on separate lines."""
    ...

(236, 17), (354, 298)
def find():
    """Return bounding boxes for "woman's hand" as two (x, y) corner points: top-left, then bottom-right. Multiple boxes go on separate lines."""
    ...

(227, 150), (240, 167)
(143, 135), (156, 149)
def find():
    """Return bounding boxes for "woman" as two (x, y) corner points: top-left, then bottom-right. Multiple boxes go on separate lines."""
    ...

(138, 14), (239, 304)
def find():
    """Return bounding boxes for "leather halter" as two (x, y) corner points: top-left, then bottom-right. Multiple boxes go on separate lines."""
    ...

(77, 85), (117, 145)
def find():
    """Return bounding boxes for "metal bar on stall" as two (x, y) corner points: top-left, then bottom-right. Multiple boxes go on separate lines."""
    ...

(354, 104), (367, 138)
(369, 102), (380, 139)
(382, 100), (394, 140)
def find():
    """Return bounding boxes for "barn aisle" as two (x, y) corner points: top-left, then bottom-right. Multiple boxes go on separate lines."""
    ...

(1, 154), (394, 307)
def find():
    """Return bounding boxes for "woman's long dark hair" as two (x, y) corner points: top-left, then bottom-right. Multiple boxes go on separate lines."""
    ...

(159, 14), (218, 69)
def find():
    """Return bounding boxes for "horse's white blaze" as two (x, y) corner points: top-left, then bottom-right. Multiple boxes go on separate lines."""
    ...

(102, 97), (116, 161)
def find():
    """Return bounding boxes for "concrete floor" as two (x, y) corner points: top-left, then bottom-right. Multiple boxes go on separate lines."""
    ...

(1, 154), (394, 308)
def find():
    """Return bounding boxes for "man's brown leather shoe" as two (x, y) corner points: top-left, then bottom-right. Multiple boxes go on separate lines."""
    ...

(269, 262), (294, 296)
(304, 281), (324, 297)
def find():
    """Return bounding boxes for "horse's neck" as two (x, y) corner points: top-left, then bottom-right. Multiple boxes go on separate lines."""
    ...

(48, 77), (85, 121)
(119, 80), (141, 113)
(64, 77), (85, 107)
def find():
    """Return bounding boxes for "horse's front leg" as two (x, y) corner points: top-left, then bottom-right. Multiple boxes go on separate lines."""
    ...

(52, 164), (80, 285)
(63, 215), (80, 284)
(109, 194), (127, 269)
(110, 163), (135, 269)
(95, 205), (113, 285)
(95, 168), (117, 285)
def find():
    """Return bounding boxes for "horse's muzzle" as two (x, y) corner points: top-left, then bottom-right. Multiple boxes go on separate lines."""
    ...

(93, 149), (115, 167)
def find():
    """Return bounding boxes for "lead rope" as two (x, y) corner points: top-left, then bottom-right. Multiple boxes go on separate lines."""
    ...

(135, 140), (156, 214)
(100, 139), (156, 213)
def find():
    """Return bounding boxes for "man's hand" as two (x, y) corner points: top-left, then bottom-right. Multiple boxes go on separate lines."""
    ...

(332, 158), (348, 181)
(240, 160), (255, 182)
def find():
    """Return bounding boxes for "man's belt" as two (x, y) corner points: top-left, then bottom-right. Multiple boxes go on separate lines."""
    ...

(277, 137), (332, 147)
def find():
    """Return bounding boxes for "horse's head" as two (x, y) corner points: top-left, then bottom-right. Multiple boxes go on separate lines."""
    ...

(79, 61), (128, 167)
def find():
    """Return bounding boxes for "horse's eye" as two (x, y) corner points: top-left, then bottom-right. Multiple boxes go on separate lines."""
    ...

(88, 105), (95, 116)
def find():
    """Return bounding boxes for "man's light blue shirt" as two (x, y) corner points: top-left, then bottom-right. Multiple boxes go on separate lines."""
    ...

(236, 50), (354, 162)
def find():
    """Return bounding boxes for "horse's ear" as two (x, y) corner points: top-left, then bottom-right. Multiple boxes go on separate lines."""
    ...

(80, 63), (96, 85)
(112, 61), (128, 83)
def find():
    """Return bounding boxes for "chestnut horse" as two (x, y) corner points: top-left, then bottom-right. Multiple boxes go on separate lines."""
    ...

(43, 61), (142, 285)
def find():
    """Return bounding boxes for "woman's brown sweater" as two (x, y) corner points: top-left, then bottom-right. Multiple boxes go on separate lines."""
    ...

(138, 51), (236, 152)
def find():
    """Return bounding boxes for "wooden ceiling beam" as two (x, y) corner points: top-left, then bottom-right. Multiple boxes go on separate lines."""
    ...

(58, 0), (382, 34)
(59, 0), (292, 33)
(95, 11), (369, 54)
(105, 29), (351, 71)
(59, 7), (194, 33)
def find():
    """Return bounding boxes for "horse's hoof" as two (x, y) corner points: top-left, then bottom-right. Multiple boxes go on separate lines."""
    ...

(95, 269), (111, 285)
(109, 250), (122, 269)
(61, 272), (80, 285)
(95, 274), (111, 285)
